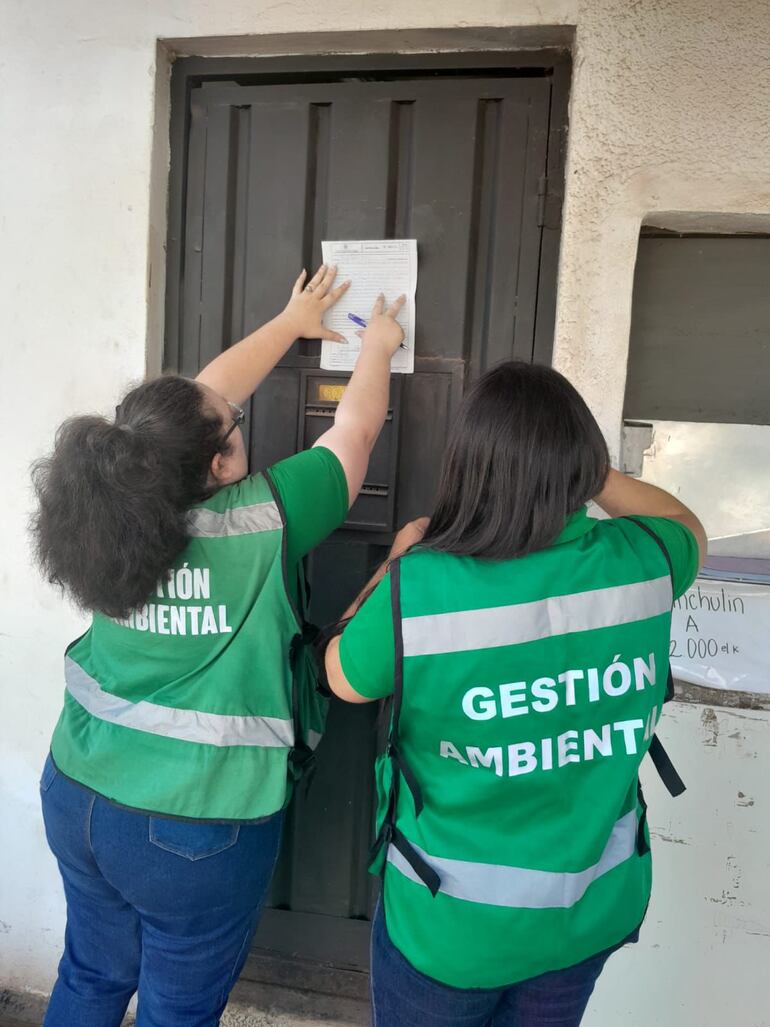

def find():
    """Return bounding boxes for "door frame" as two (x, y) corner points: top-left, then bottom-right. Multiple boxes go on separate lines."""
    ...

(163, 46), (572, 1006)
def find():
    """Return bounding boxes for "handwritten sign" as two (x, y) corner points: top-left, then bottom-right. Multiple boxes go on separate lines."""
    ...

(670, 579), (770, 694)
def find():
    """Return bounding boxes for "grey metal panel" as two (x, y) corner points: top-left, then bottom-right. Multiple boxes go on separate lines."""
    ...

(229, 105), (252, 347)
(396, 360), (465, 523)
(178, 97), (207, 379)
(386, 99), (415, 239)
(272, 539), (385, 921)
(165, 61), (564, 973)
(533, 62), (570, 366)
(199, 104), (239, 371)
(408, 93), (479, 360)
(241, 100), (312, 361)
(249, 368), (302, 470)
(625, 236), (770, 425)
(278, 702), (380, 917)
(464, 84), (550, 376)
(326, 97), (392, 240)
(510, 87), (551, 361)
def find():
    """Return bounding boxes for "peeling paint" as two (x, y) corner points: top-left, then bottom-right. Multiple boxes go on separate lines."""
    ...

(651, 832), (689, 846)
(675, 681), (770, 713)
(709, 893), (742, 906)
(701, 707), (720, 746)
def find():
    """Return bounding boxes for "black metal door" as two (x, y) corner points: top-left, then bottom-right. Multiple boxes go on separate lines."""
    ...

(165, 54), (567, 979)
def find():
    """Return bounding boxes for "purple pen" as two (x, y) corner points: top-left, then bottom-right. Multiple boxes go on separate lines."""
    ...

(347, 312), (407, 349)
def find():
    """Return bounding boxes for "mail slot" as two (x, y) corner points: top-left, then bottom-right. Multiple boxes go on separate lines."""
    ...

(298, 370), (401, 532)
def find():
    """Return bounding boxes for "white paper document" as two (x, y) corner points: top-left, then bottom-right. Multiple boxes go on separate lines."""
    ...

(670, 578), (770, 694)
(320, 239), (417, 374)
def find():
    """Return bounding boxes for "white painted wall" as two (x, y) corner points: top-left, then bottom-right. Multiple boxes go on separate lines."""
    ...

(590, 702), (769, 1026)
(553, 0), (770, 454)
(638, 422), (770, 558)
(1, 1), (768, 1023)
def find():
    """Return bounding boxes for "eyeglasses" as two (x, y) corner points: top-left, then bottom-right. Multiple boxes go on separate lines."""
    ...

(221, 400), (245, 445)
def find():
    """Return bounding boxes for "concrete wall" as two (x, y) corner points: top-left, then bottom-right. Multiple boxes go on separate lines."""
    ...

(1, 1), (768, 1023)
(553, 0), (770, 452)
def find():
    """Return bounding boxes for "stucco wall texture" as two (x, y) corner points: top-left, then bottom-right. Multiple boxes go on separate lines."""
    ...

(1, 2), (768, 1024)
(554, 0), (770, 453)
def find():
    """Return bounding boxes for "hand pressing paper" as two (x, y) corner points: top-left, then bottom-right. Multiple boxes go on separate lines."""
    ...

(320, 240), (417, 374)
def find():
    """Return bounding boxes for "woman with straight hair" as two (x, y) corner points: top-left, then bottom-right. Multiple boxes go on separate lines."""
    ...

(325, 360), (706, 1027)
(32, 263), (406, 1027)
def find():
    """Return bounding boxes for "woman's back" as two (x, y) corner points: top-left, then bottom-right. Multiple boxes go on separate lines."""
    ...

(339, 509), (699, 987)
(53, 445), (350, 820)
(327, 361), (706, 1017)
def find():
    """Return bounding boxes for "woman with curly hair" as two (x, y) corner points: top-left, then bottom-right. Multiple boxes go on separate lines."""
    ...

(32, 264), (405, 1027)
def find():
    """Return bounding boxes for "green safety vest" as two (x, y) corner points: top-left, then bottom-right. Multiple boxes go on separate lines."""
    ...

(370, 516), (683, 989)
(50, 472), (327, 821)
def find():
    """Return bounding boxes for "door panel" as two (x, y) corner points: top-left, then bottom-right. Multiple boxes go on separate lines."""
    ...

(167, 66), (559, 971)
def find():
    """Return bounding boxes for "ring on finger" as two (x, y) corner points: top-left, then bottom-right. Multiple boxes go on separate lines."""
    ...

(304, 284), (314, 293)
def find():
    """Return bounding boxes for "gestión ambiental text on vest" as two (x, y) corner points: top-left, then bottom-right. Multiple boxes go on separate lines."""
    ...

(112, 564), (233, 636)
(442, 653), (660, 778)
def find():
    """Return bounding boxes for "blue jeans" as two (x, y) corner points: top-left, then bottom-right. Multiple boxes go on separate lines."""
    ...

(371, 902), (631, 1027)
(40, 754), (284, 1027)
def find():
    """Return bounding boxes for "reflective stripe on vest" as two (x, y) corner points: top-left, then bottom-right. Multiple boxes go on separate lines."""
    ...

(387, 810), (636, 909)
(65, 657), (294, 748)
(307, 729), (323, 751)
(187, 501), (282, 538)
(401, 575), (672, 657)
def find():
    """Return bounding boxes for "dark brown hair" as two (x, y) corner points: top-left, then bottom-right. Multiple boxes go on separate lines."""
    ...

(421, 362), (609, 560)
(31, 376), (227, 619)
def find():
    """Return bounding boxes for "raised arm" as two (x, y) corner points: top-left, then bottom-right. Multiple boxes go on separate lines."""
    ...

(195, 265), (349, 406)
(594, 469), (708, 567)
(314, 293), (406, 506)
(325, 517), (428, 703)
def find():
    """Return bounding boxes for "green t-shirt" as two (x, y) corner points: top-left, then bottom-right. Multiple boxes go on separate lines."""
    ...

(340, 511), (700, 700)
(267, 446), (349, 601)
